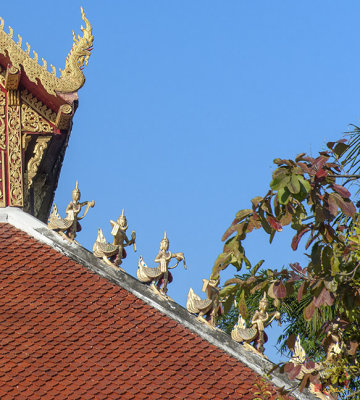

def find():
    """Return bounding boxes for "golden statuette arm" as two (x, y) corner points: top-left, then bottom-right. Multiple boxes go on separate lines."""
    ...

(77, 200), (95, 220)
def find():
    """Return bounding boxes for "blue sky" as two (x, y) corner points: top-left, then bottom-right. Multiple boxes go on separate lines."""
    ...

(4, 1), (360, 362)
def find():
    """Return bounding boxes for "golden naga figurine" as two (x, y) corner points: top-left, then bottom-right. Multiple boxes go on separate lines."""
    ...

(231, 292), (280, 354)
(137, 232), (187, 298)
(48, 181), (95, 242)
(186, 277), (222, 328)
(93, 209), (136, 270)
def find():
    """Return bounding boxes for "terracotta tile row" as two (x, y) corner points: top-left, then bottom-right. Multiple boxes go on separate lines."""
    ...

(0, 223), (284, 399)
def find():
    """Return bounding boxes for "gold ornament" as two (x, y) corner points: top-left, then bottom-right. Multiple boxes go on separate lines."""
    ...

(48, 181), (95, 242)
(27, 136), (51, 188)
(0, 7), (93, 96)
(0, 89), (5, 150)
(6, 90), (23, 206)
(187, 277), (220, 328)
(231, 292), (281, 354)
(21, 103), (53, 133)
(93, 209), (136, 270)
(21, 90), (56, 124)
(137, 232), (187, 298)
(0, 151), (5, 207)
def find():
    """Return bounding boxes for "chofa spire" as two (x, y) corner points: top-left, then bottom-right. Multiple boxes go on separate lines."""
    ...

(0, 7), (94, 95)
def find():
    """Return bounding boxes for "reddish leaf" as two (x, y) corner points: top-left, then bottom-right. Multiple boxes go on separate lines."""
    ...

(313, 287), (334, 307)
(305, 232), (318, 250)
(315, 169), (328, 179)
(290, 262), (302, 273)
(297, 162), (312, 175)
(267, 216), (283, 232)
(299, 374), (311, 392)
(273, 280), (287, 299)
(323, 289), (334, 306)
(286, 334), (297, 351)
(288, 364), (302, 380)
(305, 359), (315, 370)
(222, 222), (246, 242)
(327, 193), (339, 217)
(291, 227), (310, 250)
(348, 341), (359, 356)
(309, 374), (321, 385)
(332, 193), (356, 217)
(313, 155), (329, 170)
(284, 362), (295, 374)
(332, 184), (351, 199)
(297, 282), (306, 302)
(304, 300), (315, 321)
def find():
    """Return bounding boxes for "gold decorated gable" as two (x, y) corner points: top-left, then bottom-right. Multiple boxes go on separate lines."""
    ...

(0, 7), (93, 96)
(0, 8), (93, 221)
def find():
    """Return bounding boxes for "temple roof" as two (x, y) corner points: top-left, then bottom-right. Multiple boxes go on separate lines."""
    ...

(0, 9), (93, 221)
(0, 207), (316, 400)
(0, 7), (93, 102)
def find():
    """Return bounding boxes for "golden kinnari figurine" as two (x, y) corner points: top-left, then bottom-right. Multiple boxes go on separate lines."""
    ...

(137, 232), (187, 298)
(186, 277), (221, 328)
(93, 209), (136, 270)
(231, 292), (280, 354)
(48, 181), (95, 242)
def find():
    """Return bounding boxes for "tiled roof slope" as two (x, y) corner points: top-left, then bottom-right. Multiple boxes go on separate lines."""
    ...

(0, 209), (313, 400)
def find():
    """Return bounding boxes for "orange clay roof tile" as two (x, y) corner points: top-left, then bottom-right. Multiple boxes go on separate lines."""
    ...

(0, 222), (298, 400)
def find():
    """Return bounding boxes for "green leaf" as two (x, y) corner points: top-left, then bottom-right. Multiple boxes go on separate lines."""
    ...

(219, 284), (237, 298)
(321, 245), (332, 273)
(222, 294), (235, 314)
(297, 176), (311, 193)
(278, 187), (291, 205)
(270, 169), (291, 191)
(235, 209), (253, 221)
(238, 290), (248, 318)
(311, 242), (322, 274)
(331, 257), (340, 275)
(288, 175), (301, 194)
(333, 142), (349, 158)
(251, 260), (264, 276)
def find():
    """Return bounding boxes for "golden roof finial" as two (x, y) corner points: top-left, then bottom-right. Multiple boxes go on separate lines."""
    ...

(0, 7), (94, 95)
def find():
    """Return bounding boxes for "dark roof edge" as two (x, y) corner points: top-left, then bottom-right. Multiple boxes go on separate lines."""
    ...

(1, 207), (318, 400)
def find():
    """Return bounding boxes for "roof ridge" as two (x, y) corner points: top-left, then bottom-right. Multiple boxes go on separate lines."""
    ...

(0, 207), (315, 400)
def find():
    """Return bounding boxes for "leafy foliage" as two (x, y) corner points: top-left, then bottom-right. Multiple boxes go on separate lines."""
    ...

(213, 137), (360, 398)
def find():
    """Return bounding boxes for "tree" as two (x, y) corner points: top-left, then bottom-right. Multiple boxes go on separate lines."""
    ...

(212, 133), (360, 398)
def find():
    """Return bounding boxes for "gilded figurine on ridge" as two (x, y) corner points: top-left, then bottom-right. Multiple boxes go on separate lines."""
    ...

(93, 209), (136, 270)
(48, 181), (95, 242)
(231, 292), (280, 354)
(186, 276), (222, 328)
(137, 232), (187, 298)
